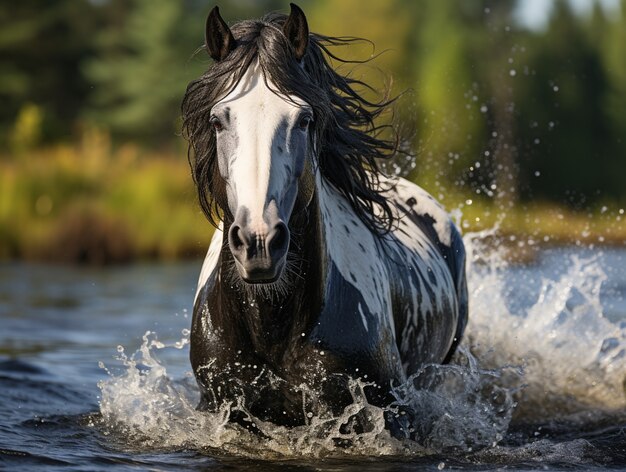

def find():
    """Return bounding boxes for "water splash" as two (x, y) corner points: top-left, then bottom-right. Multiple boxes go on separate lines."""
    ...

(464, 228), (626, 422)
(98, 335), (515, 458)
(98, 228), (626, 459)
(389, 348), (519, 452)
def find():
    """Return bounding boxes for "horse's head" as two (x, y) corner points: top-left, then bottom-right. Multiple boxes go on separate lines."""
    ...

(184, 5), (399, 287)
(206, 5), (313, 284)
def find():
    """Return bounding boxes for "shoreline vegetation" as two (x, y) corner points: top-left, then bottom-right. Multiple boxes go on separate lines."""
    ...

(1, 137), (624, 266)
(3, 2), (626, 266)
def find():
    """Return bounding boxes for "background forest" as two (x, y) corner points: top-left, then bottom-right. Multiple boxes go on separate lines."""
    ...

(1, 0), (625, 263)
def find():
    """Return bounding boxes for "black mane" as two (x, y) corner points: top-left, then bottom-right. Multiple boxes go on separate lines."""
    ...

(182, 11), (402, 235)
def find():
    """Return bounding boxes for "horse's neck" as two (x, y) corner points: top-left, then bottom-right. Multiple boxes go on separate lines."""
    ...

(219, 188), (326, 351)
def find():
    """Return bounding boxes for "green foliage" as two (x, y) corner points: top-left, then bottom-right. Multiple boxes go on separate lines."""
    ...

(1, 0), (626, 263)
(410, 1), (486, 192)
(0, 137), (213, 262)
(516, 0), (618, 202)
(603, 0), (626, 174)
(0, 0), (96, 145)
(83, 0), (204, 141)
(9, 103), (43, 154)
(81, 0), (288, 142)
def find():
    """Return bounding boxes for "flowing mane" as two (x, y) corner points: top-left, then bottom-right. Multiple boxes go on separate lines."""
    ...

(182, 11), (402, 234)
(188, 4), (468, 439)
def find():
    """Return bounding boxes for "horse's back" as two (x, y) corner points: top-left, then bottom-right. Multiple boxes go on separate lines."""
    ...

(385, 177), (468, 368)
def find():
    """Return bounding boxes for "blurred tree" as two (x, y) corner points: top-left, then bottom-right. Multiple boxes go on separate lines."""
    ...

(9, 103), (43, 154)
(602, 0), (626, 191)
(83, 0), (291, 144)
(83, 0), (202, 143)
(1, 0), (625, 208)
(475, 0), (520, 207)
(306, 0), (413, 89)
(515, 0), (616, 203)
(408, 1), (488, 198)
(0, 0), (96, 147)
(305, 0), (416, 171)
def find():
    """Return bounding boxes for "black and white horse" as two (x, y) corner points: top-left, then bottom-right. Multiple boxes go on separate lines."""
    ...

(182, 4), (468, 434)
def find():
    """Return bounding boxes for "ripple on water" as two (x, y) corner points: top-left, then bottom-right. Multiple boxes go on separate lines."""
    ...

(2, 233), (625, 470)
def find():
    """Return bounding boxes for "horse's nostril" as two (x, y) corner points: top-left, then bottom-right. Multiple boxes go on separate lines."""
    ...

(229, 225), (245, 251)
(268, 223), (289, 254)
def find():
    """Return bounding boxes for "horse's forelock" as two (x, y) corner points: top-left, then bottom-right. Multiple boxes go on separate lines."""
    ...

(182, 11), (403, 234)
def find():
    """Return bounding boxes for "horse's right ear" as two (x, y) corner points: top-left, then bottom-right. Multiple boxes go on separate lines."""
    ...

(205, 6), (235, 61)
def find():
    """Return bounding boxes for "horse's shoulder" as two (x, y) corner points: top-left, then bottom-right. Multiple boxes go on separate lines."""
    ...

(318, 178), (392, 318)
(385, 176), (454, 249)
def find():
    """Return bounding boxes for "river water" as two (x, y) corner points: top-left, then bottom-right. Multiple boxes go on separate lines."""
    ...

(1, 231), (625, 471)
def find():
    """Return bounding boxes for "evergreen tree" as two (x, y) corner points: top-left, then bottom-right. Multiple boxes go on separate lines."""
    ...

(465, 0), (520, 206)
(0, 0), (96, 146)
(516, 0), (616, 203)
(83, 0), (204, 142)
(602, 0), (626, 190)
(409, 1), (487, 197)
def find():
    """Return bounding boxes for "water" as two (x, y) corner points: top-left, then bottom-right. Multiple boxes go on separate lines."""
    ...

(1, 233), (625, 470)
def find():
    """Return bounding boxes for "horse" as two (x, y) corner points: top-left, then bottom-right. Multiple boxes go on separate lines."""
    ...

(182, 4), (468, 437)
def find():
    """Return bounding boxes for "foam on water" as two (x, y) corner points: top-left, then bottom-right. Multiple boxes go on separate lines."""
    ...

(98, 333), (515, 458)
(98, 229), (626, 460)
(464, 229), (626, 422)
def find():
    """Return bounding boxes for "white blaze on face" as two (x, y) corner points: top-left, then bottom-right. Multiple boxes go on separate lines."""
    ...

(213, 62), (309, 234)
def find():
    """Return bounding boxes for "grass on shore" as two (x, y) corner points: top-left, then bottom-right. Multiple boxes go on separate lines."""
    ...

(0, 131), (213, 263)
(1, 135), (624, 264)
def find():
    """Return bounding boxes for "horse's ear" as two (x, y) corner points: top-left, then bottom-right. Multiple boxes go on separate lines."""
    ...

(205, 6), (235, 61)
(283, 3), (308, 61)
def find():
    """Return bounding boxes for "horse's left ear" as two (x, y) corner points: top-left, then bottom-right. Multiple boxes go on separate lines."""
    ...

(283, 3), (308, 61)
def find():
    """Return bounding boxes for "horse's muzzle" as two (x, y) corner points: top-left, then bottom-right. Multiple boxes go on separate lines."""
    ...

(228, 220), (289, 283)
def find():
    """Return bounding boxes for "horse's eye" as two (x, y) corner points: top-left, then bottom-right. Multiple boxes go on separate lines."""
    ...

(210, 117), (223, 132)
(298, 116), (312, 130)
